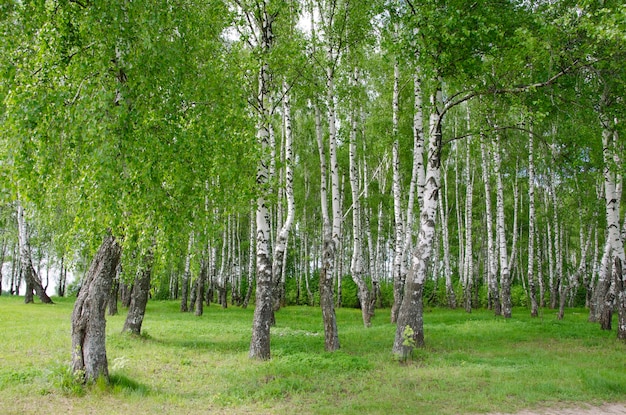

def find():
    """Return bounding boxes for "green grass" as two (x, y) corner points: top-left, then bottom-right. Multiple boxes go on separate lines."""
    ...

(0, 296), (625, 414)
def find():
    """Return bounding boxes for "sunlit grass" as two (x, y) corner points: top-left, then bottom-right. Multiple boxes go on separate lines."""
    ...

(0, 295), (625, 414)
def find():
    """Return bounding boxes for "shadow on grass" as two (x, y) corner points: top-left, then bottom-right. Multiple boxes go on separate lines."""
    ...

(108, 372), (151, 397)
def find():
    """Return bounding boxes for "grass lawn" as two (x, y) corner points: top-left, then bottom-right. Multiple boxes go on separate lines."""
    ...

(0, 295), (625, 414)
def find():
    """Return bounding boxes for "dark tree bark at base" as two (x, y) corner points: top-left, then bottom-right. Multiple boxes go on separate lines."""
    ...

(122, 252), (153, 335)
(392, 281), (424, 361)
(613, 257), (625, 340)
(249, 253), (273, 360)
(108, 271), (119, 316)
(320, 261), (340, 352)
(195, 260), (208, 317)
(71, 235), (121, 383)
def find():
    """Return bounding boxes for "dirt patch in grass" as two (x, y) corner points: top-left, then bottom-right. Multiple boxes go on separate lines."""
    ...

(489, 403), (626, 415)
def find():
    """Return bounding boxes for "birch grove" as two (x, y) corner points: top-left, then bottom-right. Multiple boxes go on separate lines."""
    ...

(2, 0), (626, 378)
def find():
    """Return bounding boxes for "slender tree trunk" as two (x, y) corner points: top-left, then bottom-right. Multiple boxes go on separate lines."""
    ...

(439, 171), (455, 309)
(550, 164), (562, 310)
(16, 202), (53, 304)
(71, 234), (121, 383)
(0, 238), (6, 296)
(527, 124), (538, 317)
(615, 257), (626, 340)
(391, 60), (405, 324)
(243, 206), (256, 309)
(195, 255), (208, 316)
(180, 232), (194, 312)
(107, 264), (120, 316)
(122, 249), (154, 335)
(493, 130), (511, 317)
(324, 63), (341, 349)
(348, 83), (371, 326)
(480, 135), (500, 315)
(462, 119), (474, 313)
(272, 82), (296, 315)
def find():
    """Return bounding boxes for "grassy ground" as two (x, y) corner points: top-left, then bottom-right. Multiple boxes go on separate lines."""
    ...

(0, 296), (625, 415)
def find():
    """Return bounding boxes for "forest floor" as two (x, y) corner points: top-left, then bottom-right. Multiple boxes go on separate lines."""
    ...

(490, 403), (626, 415)
(2, 297), (625, 415)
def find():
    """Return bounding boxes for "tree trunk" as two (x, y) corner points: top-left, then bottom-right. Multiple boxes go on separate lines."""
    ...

(614, 257), (626, 340)
(272, 82), (296, 315)
(462, 121), (474, 313)
(180, 232), (194, 312)
(71, 234), (121, 383)
(243, 206), (256, 309)
(550, 163), (562, 310)
(107, 264), (120, 316)
(493, 129), (511, 318)
(122, 250), (153, 335)
(16, 202), (53, 304)
(195, 256), (208, 316)
(320, 67), (341, 352)
(527, 124), (539, 317)
(392, 88), (442, 360)
(249, 4), (275, 360)
(480, 135), (500, 315)
(438, 172), (455, 309)
(391, 60), (405, 324)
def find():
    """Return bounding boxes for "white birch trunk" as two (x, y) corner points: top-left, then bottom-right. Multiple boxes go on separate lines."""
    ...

(493, 129), (512, 317)
(480, 135), (500, 315)
(348, 81), (372, 326)
(527, 124), (539, 317)
(597, 115), (625, 331)
(249, 5), (275, 360)
(391, 60), (404, 323)
(393, 86), (443, 359)
(180, 231), (194, 312)
(462, 111), (474, 312)
(271, 82), (296, 314)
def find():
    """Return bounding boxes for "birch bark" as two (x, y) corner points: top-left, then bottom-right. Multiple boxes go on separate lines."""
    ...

(249, 2), (275, 360)
(392, 86), (443, 359)
(480, 135), (500, 315)
(71, 234), (121, 383)
(391, 61), (405, 323)
(348, 76), (372, 326)
(271, 82), (296, 315)
(527, 124), (538, 317)
(493, 129), (512, 318)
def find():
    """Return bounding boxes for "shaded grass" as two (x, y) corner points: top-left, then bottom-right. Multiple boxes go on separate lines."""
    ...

(0, 295), (625, 414)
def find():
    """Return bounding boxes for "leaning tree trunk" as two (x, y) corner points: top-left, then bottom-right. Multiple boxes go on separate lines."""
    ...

(16, 202), (53, 304)
(71, 234), (122, 383)
(122, 250), (154, 335)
